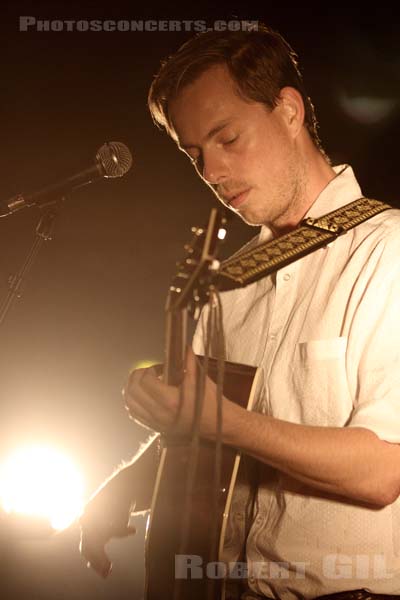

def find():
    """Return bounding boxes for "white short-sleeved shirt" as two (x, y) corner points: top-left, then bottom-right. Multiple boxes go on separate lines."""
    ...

(193, 165), (400, 599)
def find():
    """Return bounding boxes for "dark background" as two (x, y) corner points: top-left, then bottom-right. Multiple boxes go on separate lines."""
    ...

(0, 2), (399, 598)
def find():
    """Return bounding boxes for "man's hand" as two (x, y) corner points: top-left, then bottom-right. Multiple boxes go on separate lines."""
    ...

(80, 506), (136, 578)
(79, 439), (158, 578)
(79, 470), (137, 578)
(123, 348), (235, 439)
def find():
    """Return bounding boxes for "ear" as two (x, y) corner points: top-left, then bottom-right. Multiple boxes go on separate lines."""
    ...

(277, 86), (305, 139)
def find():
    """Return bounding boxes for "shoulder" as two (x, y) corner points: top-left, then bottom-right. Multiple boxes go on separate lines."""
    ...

(364, 204), (400, 233)
(349, 204), (400, 257)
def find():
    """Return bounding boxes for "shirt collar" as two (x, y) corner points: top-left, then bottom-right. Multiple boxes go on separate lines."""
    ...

(259, 164), (363, 242)
(305, 164), (363, 218)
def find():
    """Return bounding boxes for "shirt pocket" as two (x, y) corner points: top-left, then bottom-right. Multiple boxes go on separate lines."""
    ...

(292, 336), (352, 426)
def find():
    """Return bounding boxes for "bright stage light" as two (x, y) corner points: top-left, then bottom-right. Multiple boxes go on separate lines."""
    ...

(0, 445), (84, 530)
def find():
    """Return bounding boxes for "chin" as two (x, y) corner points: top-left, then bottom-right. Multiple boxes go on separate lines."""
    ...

(237, 209), (269, 227)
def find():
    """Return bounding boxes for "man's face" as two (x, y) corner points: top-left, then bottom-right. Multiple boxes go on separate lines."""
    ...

(169, 64), (305, 229)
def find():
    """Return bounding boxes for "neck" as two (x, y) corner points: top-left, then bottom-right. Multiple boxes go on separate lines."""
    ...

(271, 144), (336, 237)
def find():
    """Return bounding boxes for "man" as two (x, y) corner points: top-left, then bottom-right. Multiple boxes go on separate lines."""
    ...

(80, 26), (400, 599)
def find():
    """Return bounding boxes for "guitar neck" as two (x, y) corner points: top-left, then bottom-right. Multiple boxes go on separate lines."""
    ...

(164, 305), (188, 386)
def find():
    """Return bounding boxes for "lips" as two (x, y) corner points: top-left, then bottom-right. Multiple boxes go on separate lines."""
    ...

(225, 189), (250, 209)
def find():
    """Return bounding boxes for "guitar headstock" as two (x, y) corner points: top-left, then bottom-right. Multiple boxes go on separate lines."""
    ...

(167, 208), (228, 319)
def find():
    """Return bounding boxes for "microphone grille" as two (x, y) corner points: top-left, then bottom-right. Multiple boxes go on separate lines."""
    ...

(96, 142), (133, 178)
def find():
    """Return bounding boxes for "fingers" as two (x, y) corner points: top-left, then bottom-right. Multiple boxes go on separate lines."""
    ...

(124, 368), (178, 431)
(80, 525), (136, 578)
(125, 383), (171, 429)
(123, 354), (217, 436)
(80, 533), (112, 579)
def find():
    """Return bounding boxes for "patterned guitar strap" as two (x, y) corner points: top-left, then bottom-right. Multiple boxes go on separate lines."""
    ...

(217, 197), (393, 290)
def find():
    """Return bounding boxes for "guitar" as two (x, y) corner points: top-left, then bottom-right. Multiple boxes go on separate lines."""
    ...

(144, 208), (261, 600)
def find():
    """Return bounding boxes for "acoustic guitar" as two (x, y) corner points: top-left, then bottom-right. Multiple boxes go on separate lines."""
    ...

(144, 208), (261, 600)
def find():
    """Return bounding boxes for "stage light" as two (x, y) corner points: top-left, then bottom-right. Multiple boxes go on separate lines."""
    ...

(338, 90), (398, 125)
(0, 445), (84, 531)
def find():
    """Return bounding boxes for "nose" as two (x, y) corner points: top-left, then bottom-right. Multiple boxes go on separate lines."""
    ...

(200, 150), (229, 185)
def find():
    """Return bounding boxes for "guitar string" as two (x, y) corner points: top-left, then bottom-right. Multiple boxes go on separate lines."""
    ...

(207, 288), (226, 600)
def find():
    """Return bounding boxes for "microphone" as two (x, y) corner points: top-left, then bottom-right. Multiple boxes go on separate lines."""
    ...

(0, 141), (133, 216)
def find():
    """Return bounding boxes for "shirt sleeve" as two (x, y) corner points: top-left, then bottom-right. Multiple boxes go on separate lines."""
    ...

(346, 227), (400, 442)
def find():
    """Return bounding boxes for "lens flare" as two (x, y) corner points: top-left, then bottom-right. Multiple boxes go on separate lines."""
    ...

(0, 445), (84, 530)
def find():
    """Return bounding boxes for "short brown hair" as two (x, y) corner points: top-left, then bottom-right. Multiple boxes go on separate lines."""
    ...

(148, 25), (322, 149)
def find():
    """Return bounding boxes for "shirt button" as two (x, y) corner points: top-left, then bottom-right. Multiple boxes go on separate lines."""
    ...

(255, 516), (263, 525)
(249, 577), (256, 584)
(283, 273), (291, 281)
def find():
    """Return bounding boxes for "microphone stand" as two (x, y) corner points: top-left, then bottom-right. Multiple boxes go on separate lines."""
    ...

(0, 201), (61, 329)
(0, 199), (63, 543)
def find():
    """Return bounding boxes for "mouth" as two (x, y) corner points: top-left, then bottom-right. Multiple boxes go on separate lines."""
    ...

(222, 189), (251, 210)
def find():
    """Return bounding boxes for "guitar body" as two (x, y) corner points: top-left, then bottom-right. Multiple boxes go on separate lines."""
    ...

(144, 358), (260, 600)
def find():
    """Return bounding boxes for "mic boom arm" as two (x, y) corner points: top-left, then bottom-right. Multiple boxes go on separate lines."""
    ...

(0, 141), (132, 216)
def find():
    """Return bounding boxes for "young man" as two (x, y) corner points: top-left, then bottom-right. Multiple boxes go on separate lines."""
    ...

(80, 26), (400, 599)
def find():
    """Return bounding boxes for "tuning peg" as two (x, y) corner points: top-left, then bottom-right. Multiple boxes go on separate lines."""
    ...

(209, 259), (220, 272)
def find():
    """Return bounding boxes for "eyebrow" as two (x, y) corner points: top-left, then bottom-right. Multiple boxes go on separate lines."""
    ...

(179, 119), (231, 150)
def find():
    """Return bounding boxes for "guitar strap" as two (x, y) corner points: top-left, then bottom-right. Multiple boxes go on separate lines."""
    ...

(217, 197), (393, 290)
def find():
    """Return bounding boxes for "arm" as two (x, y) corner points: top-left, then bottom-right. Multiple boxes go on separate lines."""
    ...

(125, 231), (400, 509)
(125, 350), (400, 508)
(222, 403), (400, 507)
(80, 434), (159, 577)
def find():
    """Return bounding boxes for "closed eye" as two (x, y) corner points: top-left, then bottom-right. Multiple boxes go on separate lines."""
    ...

(222, 136), (238, 146)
